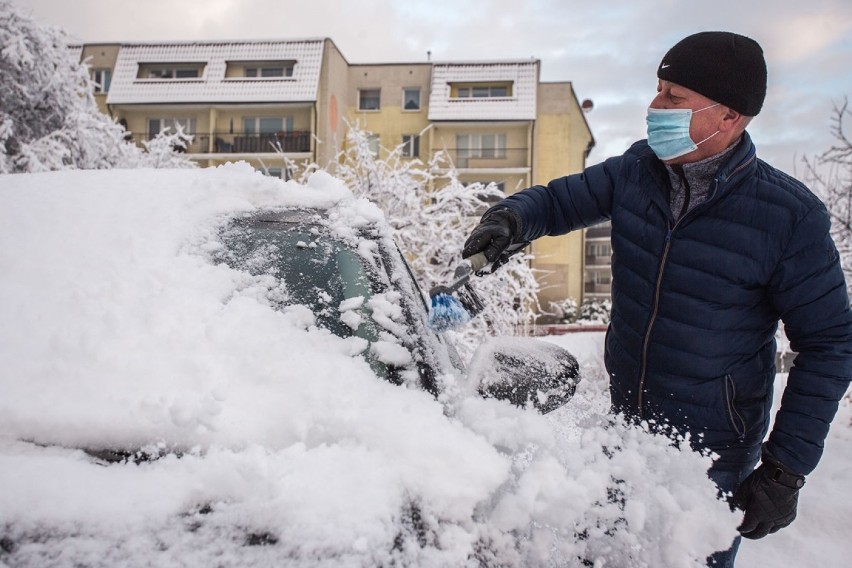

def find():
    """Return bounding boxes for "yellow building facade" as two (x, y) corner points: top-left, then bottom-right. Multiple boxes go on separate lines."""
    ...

(75, 38), (597, 310)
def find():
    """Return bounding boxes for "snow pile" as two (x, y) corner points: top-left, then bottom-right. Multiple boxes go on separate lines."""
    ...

(0, 164), (739, 567)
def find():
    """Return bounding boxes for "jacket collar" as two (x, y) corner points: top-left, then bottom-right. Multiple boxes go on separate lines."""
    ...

(714, 131), (757, 189)
(639, 131), (757, 219)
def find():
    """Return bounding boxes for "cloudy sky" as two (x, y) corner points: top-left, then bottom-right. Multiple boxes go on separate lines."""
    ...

(17, 0), (852, 174)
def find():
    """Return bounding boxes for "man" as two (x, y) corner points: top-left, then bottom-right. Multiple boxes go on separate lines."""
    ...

(463, 31), (852, 566)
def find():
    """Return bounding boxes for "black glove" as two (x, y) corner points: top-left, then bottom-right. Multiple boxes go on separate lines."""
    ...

(462, 208), (520, 262)
(732, 448), (805, 540)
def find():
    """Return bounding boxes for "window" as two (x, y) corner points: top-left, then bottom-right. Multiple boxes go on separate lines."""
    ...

(138, 63), (205, 80)
(587, 242), (612, 258)
(150, 68), (197, 79)
(456, 133), (507, 160)
(359, 89), (381, 111)
(147, 118), (196, 139)
(244, 65), (294, 78)
(403, 88), (421, 111)
(402, 135), (420, 158)
(590, 271), (612, 285)
(367, 134), (380, 157)
(454, 83), (512, 99)
(239, 118), (298, 153)
(225, 61), (295, 79)
(90, 69), (111, 93)
(243, 117), (294, 134)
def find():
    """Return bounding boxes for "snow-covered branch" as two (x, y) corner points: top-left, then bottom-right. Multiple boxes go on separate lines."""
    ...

(803, 97), (852, 289)
(295, 122), (541, 353)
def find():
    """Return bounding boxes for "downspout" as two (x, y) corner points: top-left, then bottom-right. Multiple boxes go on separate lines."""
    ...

(312, 101), (318, 164)
(208, 107), (217, 164)
(527, 119), (535, 270)
(527, 120), (534, 188)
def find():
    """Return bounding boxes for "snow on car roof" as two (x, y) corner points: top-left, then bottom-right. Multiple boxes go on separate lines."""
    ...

(0, 164), (739, 566)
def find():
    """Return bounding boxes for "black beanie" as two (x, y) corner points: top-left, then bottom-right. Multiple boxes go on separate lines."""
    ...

(657, 31), (767, 116)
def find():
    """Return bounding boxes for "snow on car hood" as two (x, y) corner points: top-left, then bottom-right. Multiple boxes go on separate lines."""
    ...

(0, 164), (739, 567)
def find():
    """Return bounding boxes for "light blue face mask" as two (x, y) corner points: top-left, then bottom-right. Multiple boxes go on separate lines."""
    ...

(646, 103), (720, 161)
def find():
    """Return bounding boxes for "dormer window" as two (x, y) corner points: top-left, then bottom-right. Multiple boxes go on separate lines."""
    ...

(452, 82), (513, 99)
(245, 66), (291, 78)
(137, 63), (205, 80)
(225, 61), (295, 79)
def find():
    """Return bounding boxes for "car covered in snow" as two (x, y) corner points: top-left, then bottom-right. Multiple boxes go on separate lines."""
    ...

(0, 164), (739, 567)
(214, 204), (579, 409)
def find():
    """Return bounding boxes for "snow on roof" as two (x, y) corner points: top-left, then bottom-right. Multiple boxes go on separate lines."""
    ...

(66, 44), (83, 63)
(106, 40), (324, 105)
(427, 60), (538, 121)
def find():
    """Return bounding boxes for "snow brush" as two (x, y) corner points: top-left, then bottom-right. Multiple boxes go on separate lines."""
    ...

(427, 242), (529, 333)
(427, 252), (489, 333)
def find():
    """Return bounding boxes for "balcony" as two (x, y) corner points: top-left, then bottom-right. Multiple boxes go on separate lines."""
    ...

(214, 131), (311, 154)
(130, 131), (312, 155)
(585, 254), (611, 267)
(440, 148), (529, 169)
(585, 224), (612, 240)
(584, 283), (612, 295)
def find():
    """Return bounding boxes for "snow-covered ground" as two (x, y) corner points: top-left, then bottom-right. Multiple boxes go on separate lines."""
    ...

(0, 165), (848, 567)
(543, 332), (852, 567)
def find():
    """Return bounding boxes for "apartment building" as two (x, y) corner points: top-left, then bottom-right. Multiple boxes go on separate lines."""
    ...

(75, 38), (604, 309)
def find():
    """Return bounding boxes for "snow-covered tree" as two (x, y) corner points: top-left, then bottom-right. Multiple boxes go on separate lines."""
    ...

(306, 123), (541, 350)
(0, 0), (192, 173)
(802, 98), (852, 289)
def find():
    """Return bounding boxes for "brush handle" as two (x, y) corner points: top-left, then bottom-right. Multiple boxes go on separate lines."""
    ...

(467, 252), (489, 273)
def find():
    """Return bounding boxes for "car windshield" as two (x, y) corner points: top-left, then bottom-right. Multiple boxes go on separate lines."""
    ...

(217, 211), (409, 383)
(226, 223), (376, 335)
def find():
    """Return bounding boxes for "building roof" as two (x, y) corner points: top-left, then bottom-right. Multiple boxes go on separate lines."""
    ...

(427, 61), (539, 121)
(66, 44), (84, 63)
(106, 40), (325, 105)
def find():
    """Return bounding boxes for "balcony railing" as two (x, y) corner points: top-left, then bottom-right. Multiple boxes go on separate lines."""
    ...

(585, 225), (612, 239)
(131, 131), (312, 155)
(211, 131), (311, 154)
(584, 283), (612, 295)
(439, 148), (529, 169)
(585, 255), (612, 266)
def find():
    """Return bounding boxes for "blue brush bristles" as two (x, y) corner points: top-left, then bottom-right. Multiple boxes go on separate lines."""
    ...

(428, 293), (471, 332)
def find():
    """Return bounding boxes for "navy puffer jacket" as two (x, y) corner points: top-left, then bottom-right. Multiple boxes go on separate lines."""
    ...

(500, 133), (852, 474)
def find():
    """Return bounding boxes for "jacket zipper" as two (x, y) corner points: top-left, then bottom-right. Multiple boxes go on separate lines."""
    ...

(637, 225), (675, 417)
(635, 154), (754, 418)
(727, 156), (755, 180)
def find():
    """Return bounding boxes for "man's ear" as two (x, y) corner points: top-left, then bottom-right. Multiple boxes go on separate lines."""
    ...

(719, 107), (747, 133)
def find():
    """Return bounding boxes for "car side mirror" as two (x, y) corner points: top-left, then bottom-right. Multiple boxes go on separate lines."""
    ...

(468, 337), (581, 414)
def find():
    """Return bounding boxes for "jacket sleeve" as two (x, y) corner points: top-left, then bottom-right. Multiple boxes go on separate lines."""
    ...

(495, 154), (622, 242)
(766, 204), (852, 475)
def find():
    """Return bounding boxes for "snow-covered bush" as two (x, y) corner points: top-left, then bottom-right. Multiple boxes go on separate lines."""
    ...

(325, 123), (541, 351)
(0, 0), (193, 172)
(549, 297), (578, 323)
(578, 298), (612, 324)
